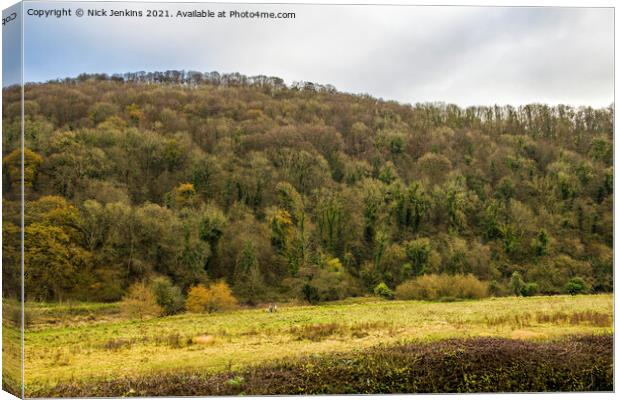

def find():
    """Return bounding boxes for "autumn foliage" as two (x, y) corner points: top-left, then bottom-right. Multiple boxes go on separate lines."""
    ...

(120, 282), (163, 319)
(1, 72), (612, 304)
(186, 282), (238, 313)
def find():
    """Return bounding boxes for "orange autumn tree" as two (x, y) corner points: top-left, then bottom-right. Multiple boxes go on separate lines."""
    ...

(186, 282), (237, 313)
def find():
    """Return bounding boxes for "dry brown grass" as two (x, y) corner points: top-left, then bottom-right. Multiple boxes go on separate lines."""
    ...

(289, 321), (394, 341)
(192, 335), (216, 346)
(102, 338), (137, 351)
(485, 310), (611, 328)
(290, 323), (343, 341)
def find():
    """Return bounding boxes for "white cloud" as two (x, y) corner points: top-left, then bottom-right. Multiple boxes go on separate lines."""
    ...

(21, 2), (613, 106)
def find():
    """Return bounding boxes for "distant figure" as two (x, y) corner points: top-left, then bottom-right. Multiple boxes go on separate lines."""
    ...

(266, 303), (278, 313)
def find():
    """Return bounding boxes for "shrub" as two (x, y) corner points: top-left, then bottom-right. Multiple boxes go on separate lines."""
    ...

(395, 274), (488, 301)
(309, 257), (361, 302)
(373, 282), (394, 299)
(120, 282), (162, 320)
(565, 277), (588, 295)
(396, 274), (440, 300)
(186, 282), (238, 313)
(301, 284), (320, 304)
(450, 274), (489, 299)
(152, 277), (185, 316)
(521, 282), (539, 297)
(509, 272), (525, 296)
(186, 285), (211, 313)
(488, 280), (509, 297)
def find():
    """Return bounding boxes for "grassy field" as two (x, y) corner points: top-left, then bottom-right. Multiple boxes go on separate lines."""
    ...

(35, 335), (613, 396)
(12, 294), (614, 395)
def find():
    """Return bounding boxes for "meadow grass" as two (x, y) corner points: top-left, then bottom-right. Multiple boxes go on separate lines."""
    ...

(15, 294), (613, 394)
(1, 320), (22, 396)
(33, 335), (613, 396)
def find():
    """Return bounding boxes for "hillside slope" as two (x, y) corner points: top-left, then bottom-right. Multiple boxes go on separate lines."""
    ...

(2, 72), (613, 302)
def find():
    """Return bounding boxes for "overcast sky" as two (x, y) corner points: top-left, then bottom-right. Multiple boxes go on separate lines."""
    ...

(6, 1), (615, 106)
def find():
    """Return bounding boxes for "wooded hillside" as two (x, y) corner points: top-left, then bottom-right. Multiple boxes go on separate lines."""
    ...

(2, 72), (613, 303)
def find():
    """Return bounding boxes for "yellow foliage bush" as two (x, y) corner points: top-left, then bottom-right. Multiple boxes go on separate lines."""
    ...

(173, 183), (197, 208)
(186, 281), (238, 313)
(395, 273), (488, 301)
(120, 282), (162, 319)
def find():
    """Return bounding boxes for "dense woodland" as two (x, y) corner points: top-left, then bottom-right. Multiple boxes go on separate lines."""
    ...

(2, 71), (614, 304)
